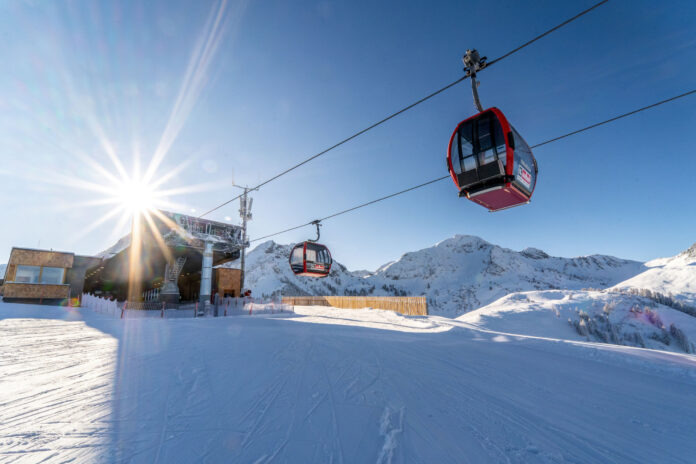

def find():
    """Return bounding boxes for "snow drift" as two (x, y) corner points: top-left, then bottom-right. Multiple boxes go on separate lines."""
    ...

(611, 242), (696, 306)
(458, 289), (696, 354)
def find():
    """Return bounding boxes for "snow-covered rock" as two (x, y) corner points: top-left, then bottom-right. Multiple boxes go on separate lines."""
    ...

(611, 242), (696, 306)
(242, 235), (646, 316)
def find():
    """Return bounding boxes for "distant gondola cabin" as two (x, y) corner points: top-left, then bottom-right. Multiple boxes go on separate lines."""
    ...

(289, 242), (332, 278)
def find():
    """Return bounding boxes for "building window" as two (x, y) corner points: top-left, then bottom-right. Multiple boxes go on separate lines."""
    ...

(40, 267), (65, 284)
(15, 265), (41, 283)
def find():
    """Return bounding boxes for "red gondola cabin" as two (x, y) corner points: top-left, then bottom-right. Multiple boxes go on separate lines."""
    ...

(447, 107), (537, 211)
(289, 242), (332, 278)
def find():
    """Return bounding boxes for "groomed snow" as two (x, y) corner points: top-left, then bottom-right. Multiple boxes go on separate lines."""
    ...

(1, 301), (695, 463)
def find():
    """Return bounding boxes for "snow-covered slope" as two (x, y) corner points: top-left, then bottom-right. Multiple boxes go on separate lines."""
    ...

(1, 301), (695, 462)
(611, 242), (696, 306)
(458, 289), (696, 353)
(243, 235), (645, 316)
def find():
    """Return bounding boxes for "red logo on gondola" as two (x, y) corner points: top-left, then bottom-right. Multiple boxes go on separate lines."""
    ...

(315, 265), (325, 270)
(519, 166), (532, 188)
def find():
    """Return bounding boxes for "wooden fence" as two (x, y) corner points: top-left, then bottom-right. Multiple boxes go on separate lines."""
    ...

(281, 296), (427, 316)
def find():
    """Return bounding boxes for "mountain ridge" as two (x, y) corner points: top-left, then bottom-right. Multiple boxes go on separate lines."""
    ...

(240, 234), (648, 315)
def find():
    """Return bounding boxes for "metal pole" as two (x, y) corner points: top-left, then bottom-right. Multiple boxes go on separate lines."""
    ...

(240, 188), (248, 293)
(199, 240), (214, 309)
(231, 183), (254, 297)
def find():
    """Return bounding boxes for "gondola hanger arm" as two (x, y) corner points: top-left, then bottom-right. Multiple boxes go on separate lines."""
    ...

(463, 49), (487, 112)
(308, 220), (322, 242)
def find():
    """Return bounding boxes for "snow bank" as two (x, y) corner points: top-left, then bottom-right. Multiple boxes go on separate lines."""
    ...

(611, 242), (696, 306)
(458, 289), (696, 353)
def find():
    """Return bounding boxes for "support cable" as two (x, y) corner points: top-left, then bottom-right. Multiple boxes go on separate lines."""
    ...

(199, 0), (609, 218)
(485, 0), (609, 67)
(248, 88), (696, 242)
(530, 88), (696, 149)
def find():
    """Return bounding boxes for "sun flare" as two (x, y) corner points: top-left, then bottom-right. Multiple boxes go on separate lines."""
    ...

(115, 178), (157, 214)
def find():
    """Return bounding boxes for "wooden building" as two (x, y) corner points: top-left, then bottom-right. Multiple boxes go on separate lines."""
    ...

(1, 248), (99, 304)
(215, 267), (242, 298)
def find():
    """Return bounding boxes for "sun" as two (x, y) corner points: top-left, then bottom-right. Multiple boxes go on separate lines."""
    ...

(116, 178), (156, 214)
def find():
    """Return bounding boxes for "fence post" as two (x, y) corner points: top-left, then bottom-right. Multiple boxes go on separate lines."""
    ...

(224, 300), (228, 317)
(161, 301), (165, 318)
(195, 302), (198, 318)
(121, 300), (127, 319)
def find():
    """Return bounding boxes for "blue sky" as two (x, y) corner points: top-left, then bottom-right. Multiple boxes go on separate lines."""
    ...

(0, 0), (694, 270)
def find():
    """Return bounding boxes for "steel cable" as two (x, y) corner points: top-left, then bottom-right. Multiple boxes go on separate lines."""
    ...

(199, 0), (610, 218)
(249, 88), (696, 241)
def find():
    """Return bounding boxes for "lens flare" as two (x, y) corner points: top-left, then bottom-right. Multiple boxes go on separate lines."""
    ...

(0, 0), (249, 303)
(115, 178), (156, 214)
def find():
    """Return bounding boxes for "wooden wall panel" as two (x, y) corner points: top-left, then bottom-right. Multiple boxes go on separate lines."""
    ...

(5, 264), (17, 281)
(215, 268), (242, 297)
(281, 296), (428, 316)
(8, 249), (74, 268)
(3, 283), (70, 299)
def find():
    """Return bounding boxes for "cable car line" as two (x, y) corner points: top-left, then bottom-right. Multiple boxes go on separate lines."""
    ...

(485, 0), (609, 68)
(250, 175), (448, 243)
(198, 0), (610, 219)
(197, 78), (468, 220)
(247, 87), (696, 242)
(196, 76), (469, 219)
(530, 88), (696, 149)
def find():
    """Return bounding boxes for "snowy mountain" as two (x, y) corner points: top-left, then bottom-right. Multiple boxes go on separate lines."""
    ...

(241, 235), (646, 315)
(611, 242), (696, 306)
(235, 241), (360, 298)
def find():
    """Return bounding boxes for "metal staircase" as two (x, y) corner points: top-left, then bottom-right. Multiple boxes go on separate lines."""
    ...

(165, 257), (187, 283)
(161, 257), (187, 303)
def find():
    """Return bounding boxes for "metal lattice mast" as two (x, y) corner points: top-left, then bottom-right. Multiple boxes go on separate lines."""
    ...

(238, 186), (253, 293)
